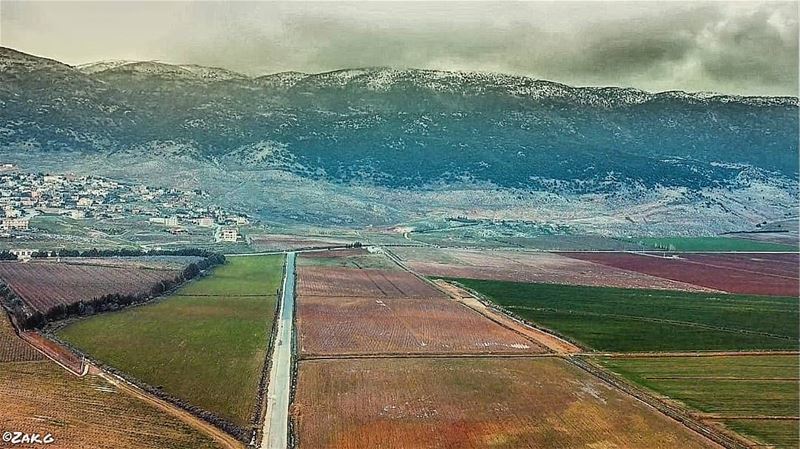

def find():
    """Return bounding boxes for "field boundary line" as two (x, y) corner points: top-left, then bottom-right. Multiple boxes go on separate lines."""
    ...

(569, 356), (750, 449)
(1, 308), (85, 376)
(506, 305), (797, 341)
(48, 329), (250, 441)
(431, 279), (579, 354)
(382, 248), (581, 354)
(18, 331), (86, 376)
(435, 279), (587, 352)
(95, 365), (244, 449)
(695, 414), (800, 420)
(299, 353), (560, 360)
(665, 256), (799, 281)
(599, 351), (800, 357)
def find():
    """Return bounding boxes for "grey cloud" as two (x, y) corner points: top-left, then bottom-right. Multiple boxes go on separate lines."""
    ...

(2, 1), (797, 96)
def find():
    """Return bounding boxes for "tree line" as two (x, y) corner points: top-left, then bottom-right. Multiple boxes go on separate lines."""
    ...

(0, 252), (225, 330)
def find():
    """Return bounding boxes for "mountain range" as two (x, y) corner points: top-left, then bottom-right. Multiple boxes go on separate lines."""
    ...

(1, 46), (797, 234)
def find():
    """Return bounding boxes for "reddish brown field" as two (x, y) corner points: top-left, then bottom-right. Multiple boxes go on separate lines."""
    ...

(0, 313), (43, 362)
(297, 296), (546, 356)
(299, 249), (401, 270)
(297, 266), (445, 298)
(291, 358), (719, 449)
(19, 331), (84, 374)
(0, 261), (180, 313)
(393, 247), (712, 291)
(0, 360), (224, 449)
(562, 252), (799, 296)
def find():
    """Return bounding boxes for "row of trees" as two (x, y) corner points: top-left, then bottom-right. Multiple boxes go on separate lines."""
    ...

(28, 248), (222, 259)
(1, 252), (225, 330)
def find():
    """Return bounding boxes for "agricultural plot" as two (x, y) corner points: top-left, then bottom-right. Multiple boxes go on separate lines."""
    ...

(249, 233), (350, 251)
(297, 266), (444, 298)
(453, 279), (799, 352)
(392, 247), (711, 291)
(0, 313), (43, 362)
(298, 248), (400, 270)
(0, 360), (224, 449)
(629, 236), (796, 252)
(65, 255), (203, 270)
(599, 355), (799, 449)
(291, 357), (719, 449)
(297, 296), (545, 356)
(563, 252), (799, 296)
(57, 255), (283, 431)
(0, 261), (181, 313)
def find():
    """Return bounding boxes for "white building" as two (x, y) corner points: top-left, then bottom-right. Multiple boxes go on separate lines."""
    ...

(216, 227), (239, 243)
(10, 249), (34, 260)
(1, 217), (29, 231)
(165, 216), (179, 227)
(197, 217), (214, 227)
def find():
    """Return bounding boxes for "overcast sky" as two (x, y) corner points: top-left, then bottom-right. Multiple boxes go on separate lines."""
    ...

(1, 1), (797, 95)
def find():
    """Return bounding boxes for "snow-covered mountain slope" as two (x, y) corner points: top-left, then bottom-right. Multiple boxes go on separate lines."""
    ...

(1, 47), (797, 232)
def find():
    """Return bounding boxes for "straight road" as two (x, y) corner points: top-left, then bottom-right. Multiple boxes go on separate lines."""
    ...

(260, 252), (296, 449)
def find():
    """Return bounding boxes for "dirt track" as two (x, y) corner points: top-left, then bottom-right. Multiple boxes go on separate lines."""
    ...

(96, 368), (244, 449)
(433, 279), (582, 354)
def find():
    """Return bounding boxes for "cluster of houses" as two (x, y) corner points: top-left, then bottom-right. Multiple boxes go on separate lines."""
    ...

(0, 167), (250, 243)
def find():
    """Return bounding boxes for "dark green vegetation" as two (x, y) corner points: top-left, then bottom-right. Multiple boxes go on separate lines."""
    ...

(599, 356), (799, 449)
(631, 236), (796, 252)
(452, 279), (799, 352)
(58, 255), (284, 430)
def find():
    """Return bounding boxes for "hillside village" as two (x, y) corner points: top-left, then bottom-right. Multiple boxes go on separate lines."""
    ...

(0, 164), (250, 248)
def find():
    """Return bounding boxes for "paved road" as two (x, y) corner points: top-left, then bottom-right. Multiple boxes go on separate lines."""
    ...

(261, 252), (296, 449)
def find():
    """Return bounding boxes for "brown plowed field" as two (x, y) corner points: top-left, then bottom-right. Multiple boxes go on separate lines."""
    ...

(291, 357), (720, 449)
(0, 261), (180, 313)
(296, 296), (546, 356)
(299, 249), (400, 270)
(0, 313), (43, 362)
(562, 252), (799, 296)
(19, 331), (84, 374)
(0, 360), (224, 449)
(297, 266), (445, 298)
(393, 248), (713, 291)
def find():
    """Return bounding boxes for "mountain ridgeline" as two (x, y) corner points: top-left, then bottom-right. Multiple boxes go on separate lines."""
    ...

(1, 46), (797, 195)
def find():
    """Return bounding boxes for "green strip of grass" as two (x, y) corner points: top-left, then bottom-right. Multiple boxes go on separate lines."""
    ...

(598, 356), (799, 449)
(450, 279), (798, 352)
(58, 255), (284, 428)
(724, 419), (799, 449)
(630, 236), (796, 252)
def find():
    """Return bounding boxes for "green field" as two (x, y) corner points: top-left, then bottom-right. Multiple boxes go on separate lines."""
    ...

(631, 236), (796, 252)
(598, 355), (799, 449)
(58, 255), (284, 429)
(451, 279), (799, 352)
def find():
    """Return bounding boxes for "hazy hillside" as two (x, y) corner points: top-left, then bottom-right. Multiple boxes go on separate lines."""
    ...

(1, 47), (797, 234)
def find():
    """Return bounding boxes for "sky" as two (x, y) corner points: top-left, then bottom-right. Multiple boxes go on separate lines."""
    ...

(0, 1), (797, 96)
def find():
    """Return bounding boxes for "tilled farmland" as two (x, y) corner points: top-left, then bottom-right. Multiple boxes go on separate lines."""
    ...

(296, 295), (546, 356)
(562, 252), (799, 296)
(289, 249), (736, 449)
(291, 357), (721, 449)
(0, 313), (43, 362)
(0, 360), (223, 449)
(0, 261), (181, 313)
(297, 266), (446, 298)
(392, 247), (714, 291)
